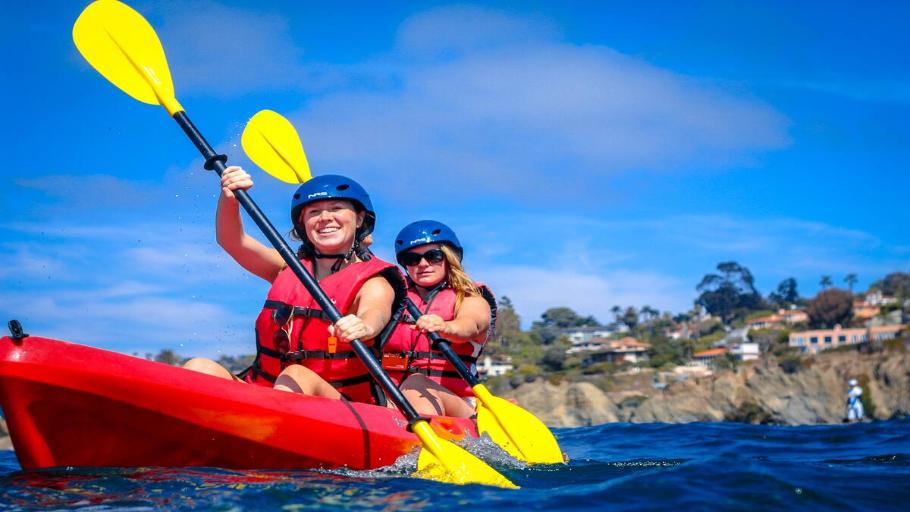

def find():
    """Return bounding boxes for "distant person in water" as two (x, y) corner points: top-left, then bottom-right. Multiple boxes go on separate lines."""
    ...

(379, 220), (497, 418)
(183, 167), (404, 404)
(845, 378), (865, 422)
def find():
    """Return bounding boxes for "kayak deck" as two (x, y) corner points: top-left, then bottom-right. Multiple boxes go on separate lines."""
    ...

(0, 335), (476, 470)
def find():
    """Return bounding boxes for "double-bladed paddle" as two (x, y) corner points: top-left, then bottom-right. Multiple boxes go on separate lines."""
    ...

(240, 110), (564, 465)
(404, 300), (565, 464)
(73, 0), (514, 489)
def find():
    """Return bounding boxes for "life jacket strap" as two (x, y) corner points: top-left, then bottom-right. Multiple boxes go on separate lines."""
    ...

(393, 350), (478, 365)
(263, 300), (332, 322)
(282, 350), (359, 361)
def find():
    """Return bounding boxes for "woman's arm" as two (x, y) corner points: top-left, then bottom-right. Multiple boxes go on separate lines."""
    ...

(216, 166), (286, 282)
(414, 295), (491, 343)
(329, 276), (395, 344)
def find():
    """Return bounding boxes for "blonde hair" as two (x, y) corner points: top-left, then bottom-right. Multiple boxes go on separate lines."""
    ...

(440, 245), (480, 312)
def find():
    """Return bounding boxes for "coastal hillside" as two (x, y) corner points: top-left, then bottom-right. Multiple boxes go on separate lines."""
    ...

(500, 345), (909, 427)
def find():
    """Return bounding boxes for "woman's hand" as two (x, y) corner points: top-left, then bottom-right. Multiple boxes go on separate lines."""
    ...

(329, 314), (374, 345)
(220, 166), (254, 199)
(413, 314), (448, 335)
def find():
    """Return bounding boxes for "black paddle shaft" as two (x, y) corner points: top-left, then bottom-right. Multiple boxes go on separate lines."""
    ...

(172, 111), (423, 422)
(405, 299), (480, 388)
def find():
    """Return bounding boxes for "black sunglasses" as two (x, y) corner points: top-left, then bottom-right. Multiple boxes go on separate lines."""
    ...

(398, 248), (446, 267)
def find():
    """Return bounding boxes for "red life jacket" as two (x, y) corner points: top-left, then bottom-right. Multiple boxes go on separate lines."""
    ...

(244, 255), (405, 404)
(381, 283), (496, 397)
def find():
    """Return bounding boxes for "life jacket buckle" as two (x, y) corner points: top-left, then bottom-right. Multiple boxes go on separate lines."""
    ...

(327, 335), (338, 354)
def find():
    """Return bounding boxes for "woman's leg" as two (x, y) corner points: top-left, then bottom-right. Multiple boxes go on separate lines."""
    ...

(274, 364), (342, 399)
(182, 357), (238, 380)
(400, 374), (475, 418)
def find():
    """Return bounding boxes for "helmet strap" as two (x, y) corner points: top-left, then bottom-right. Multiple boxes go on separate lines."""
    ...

(312, 247), (355, 274)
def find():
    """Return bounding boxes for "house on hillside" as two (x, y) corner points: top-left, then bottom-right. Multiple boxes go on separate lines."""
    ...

(746, 308), (809, 330)
(789, 324), (905, 354)
(863, 290), (898, 306)
(729, 342), (760, 361)
(574, 337), (651, 364)
(852, 300), (881, 324)
(564, 326), (616, 345)
(477, 355), (513, 377)
(666, 324), (693, 340)
(692, 347), (729, 365)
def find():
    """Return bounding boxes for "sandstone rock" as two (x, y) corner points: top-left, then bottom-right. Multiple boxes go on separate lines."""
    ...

(499, 347), (910, 427)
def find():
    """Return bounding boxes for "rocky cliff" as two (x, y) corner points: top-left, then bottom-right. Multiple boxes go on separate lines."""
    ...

(502, 347), (910, 427)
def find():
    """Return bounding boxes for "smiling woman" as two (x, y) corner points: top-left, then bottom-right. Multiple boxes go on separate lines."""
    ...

(183, 168), (405, 405)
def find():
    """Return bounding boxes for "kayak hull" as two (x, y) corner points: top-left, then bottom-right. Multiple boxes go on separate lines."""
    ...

(0, 335), (476, 470)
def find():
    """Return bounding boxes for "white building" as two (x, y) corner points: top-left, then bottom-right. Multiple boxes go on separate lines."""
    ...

(565, 326), (616, 345)
(729, 342), (760, 361)
(477, 356), (513, 377)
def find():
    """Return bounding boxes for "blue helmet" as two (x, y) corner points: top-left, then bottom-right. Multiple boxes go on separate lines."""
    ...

(290, 174), (375, 246)
(394, 220), (463, 262)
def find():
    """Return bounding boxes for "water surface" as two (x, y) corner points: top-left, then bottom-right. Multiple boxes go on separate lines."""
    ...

(1, 418), (908, 510)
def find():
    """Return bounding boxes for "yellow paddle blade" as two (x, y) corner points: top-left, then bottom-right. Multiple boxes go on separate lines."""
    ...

(241, 110), (312, 184)
(412, 421), (517, 489)
(73, 0), (183, 115)
(474, 385), (565, 465)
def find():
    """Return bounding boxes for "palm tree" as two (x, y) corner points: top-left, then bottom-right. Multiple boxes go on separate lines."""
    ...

(820, 275), (833, 290)
(844, 273), (858, 292)
(611, 305), (622, 322)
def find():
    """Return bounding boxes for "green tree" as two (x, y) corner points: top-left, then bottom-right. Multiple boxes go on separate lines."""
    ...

(640, 305), (659, 323)
(486, 296), (522, 356)
(541, 346), (568, 371)
(820, 275), (833, 290)
(696, 261), (764, 323)
(807, 288), (854, 328)
(871, 272), (910, 299)
(768, 277), (800, 307)
(844, 274), (858, 292)
(154, 349), (181, 366)
(531, 306), (599, 344)
(620, 306), (639, 329)
(611, 305), (622, 323)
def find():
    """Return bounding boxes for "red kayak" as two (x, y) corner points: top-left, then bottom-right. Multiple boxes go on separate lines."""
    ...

(0, 334), (477, 471)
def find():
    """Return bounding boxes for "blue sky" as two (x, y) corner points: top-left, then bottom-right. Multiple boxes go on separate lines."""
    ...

(2, 1), (908, 357)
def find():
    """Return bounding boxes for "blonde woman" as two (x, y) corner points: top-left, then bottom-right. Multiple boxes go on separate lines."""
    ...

(380, 220), (496, 418)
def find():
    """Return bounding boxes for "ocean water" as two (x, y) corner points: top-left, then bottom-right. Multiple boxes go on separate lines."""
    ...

(1, 418), (908, 511)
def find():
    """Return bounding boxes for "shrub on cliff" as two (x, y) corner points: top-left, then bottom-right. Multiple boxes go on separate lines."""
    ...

(725, 401), (773, 424)
(807, 288), (854, 328)
(778, 353), (804, 374)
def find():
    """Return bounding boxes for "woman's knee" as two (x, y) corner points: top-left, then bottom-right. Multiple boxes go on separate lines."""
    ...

(183, 357), (232, 379)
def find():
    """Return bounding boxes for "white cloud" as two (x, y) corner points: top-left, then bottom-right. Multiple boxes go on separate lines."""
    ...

(134, 3), (789, 203)
(285, 9), (789, 203)
(395, 6), (559, 57)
